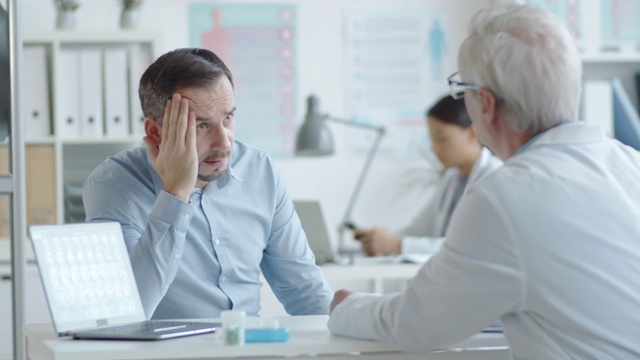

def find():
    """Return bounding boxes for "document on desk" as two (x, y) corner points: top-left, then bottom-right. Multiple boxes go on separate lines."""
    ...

(352, 254), (432, 265)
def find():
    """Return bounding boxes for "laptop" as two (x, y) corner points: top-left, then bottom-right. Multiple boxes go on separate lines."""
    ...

(294, 200), (437, 265)
(294, 200), (336, 265)
(29, 221), (220, 340)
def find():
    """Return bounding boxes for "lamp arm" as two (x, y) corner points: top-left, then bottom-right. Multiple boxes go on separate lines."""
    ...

(322, 114), (383, 132)
(334, 121), (386, 254)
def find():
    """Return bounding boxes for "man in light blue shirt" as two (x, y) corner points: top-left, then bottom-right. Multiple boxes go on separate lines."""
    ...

(83, 48), (332, 319)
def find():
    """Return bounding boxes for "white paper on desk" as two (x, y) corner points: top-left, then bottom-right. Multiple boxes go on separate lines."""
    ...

(353, 254), (432, 265)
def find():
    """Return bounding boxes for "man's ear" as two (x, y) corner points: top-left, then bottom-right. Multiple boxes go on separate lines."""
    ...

(144, 117), (162, 145)
(478, 87), (500, 127)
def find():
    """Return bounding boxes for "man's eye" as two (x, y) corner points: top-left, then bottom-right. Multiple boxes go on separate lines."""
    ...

(197, 123), (207, 130)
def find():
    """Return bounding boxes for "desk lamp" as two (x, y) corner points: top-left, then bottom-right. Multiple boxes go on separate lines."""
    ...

(295, 95), (385, 256)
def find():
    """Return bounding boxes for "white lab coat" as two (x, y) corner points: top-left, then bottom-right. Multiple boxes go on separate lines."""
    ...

(328, 122), (640, 359)
(399, 147), (502, 255)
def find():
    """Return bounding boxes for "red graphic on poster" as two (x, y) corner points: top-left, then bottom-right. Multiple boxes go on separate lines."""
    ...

(201, 8), (238, 84)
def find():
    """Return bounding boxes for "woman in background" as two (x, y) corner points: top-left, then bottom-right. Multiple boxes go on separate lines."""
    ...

(353, 95), (502, 257)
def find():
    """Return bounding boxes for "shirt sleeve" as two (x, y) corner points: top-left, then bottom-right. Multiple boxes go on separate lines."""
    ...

(259, 162), (333, 315)
(401, 236), (445, 255)
(328, 185), (524, 351)
(83, 176), (194, 319)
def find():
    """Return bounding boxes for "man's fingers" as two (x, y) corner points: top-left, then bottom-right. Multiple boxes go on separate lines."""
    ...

(167, 93), (182, 144)
(185, 110), (196, 149)
(177, 97), (190, 144)
(162, 98), (172, 143)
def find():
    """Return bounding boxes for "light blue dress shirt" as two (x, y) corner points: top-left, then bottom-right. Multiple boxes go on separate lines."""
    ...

(83, 141), (333, 319)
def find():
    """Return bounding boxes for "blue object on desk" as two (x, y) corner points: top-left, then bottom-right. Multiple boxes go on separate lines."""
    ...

(245, 328), (290, 343)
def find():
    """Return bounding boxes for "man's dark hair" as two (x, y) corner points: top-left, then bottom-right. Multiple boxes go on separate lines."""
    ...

(138, 48), (234, 122)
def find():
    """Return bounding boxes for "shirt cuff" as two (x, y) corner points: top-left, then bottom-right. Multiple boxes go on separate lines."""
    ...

(152, 190), (195, 234)
(401, 236), (445, 256)
(328, 293), (383, 340)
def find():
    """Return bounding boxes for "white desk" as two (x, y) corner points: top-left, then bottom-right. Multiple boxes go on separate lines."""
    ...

(24, 315), (509, 360)
(260, 262), (423, 316)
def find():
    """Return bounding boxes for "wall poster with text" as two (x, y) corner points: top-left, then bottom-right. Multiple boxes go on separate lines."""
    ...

(189, 3), (298, 157)
(346, 4), (453, 160)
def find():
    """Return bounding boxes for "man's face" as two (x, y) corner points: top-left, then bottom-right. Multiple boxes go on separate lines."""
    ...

(176, 77), (236, 187)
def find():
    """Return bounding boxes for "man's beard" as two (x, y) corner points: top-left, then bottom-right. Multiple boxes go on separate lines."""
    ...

(197, 166), (228, 182)
(197, 150), (231, 182)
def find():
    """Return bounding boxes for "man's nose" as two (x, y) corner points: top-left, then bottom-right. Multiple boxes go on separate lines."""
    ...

(208, 124), (231, 149)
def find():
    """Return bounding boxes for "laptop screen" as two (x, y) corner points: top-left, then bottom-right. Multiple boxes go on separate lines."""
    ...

(30, 222), (146, 333)
(293, 200), (335, 264)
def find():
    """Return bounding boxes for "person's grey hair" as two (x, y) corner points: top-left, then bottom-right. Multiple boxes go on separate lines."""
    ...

(458, 5), (582, 134)
(138, 48), (234, 123)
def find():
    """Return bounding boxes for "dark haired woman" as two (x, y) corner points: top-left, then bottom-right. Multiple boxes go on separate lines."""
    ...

(353, 95), (502, 258)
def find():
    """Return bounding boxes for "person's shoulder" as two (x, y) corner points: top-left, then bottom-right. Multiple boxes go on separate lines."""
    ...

(87, 145), (149, 180)
(231, 141), (274, 164)
(467, 155), (524, 199)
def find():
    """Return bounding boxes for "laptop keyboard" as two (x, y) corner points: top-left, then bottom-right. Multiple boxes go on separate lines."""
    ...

(87, 321), (209, 334)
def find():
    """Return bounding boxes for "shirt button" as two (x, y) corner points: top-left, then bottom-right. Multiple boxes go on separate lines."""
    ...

(214, 239), (220, 245)
(220, 276), (226, 282)
(184, 214), (190, 220)
(174, 254), (181, 260)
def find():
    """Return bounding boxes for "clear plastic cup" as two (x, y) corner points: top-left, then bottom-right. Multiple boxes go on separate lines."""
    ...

(220, 310), (246, 346)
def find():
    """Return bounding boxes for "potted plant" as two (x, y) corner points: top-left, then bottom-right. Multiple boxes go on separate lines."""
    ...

(54, 0), (80, 29)
(120, 0), (143, 29)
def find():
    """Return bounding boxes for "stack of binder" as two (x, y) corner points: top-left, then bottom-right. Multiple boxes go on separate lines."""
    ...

(56, 46), (144, 139)
(64, 183), (85, 223)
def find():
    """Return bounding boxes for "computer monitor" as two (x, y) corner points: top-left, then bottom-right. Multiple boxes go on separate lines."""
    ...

(0, 4), (10, 142)
(611, 77), (640, 151)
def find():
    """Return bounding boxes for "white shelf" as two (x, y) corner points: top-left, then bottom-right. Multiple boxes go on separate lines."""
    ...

(11, 32), (161, 231)
(581, 52), (640, 63)
(24, 137), (55, 145)
(23, 31), (162, 44)
(57, 137), (144, 145)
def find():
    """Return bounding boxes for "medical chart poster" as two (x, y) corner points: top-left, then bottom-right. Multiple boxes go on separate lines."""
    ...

(346, 5), (452, 160)
(601, 0), (640, 47)
(189, 3), (298, 157)
(525, 0), (584, 48)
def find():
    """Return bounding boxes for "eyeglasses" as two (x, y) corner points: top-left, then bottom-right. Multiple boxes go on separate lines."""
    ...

(447, 72), (481, 100)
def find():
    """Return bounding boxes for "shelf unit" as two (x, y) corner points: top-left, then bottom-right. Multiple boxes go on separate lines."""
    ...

(1, 31), (161, 360)
(20, 31), (161, 228)
(579, 51), (640, 125)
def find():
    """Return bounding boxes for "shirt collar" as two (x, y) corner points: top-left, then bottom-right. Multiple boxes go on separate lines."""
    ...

(513, 121), (605, 156)
(514, 122), (564, 155)
(514, 131), (545, 156)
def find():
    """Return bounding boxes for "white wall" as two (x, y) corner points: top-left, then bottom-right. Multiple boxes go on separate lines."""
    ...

(22, 0), (492, 250)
